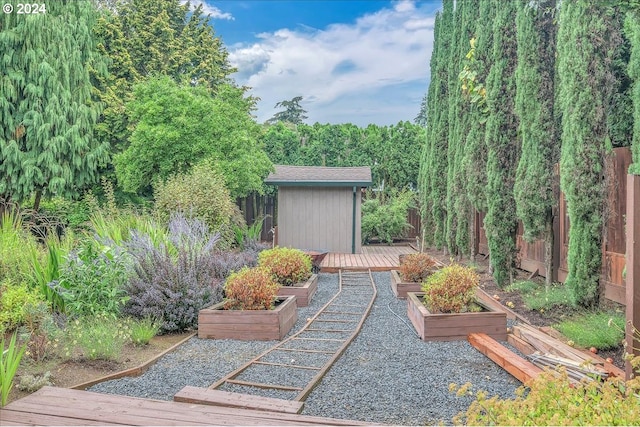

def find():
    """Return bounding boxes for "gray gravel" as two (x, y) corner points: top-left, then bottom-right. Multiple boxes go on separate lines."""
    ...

(89, 272), (521, 425)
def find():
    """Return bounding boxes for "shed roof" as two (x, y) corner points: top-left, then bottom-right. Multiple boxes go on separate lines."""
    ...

(265, 165), (372, 187)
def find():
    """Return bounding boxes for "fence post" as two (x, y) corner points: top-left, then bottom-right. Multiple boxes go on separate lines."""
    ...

(626, 174), (640, 380)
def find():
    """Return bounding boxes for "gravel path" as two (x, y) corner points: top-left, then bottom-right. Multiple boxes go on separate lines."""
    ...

(89, 272), (521, 425)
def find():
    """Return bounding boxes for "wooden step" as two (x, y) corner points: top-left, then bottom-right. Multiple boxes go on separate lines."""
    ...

(468, 333), (543, 384)
(174, 386), (304, 414)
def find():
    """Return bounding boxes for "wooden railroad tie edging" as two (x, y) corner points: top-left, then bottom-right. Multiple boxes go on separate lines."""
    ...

(174, 386), (305, 414)
(468, 332), (543, 384)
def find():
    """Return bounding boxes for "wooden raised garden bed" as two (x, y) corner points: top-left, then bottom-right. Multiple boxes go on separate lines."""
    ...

(198, 296), (297, 340)
(406, 292), (507, 342)
(390, 270), (422, 299)
(277, 274), (318, 307)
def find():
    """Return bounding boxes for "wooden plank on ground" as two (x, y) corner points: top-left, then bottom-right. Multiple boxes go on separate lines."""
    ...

(468, 333), (543, 384)
(174, 386), (304, 414)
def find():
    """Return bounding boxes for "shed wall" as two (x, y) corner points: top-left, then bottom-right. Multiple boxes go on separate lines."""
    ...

(277, 186), (362, 253)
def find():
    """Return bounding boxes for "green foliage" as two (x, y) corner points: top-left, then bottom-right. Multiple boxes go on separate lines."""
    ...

(17, 372), (52, 393)
(115, 77), (272, 198)
(267, 96), (308, 125)
(0, 0), (109, 205)
(61, 314), (130, 361)
(57, 240), (131, 318)
(223, 267), (279, 311)
(513, 0), (558, 264)
(628, 10), (640, 173)
(0, 212), (39, 285)
(18, 301), (59, 362)
(483, 0), (520, 288)
(27, 236), (72, 313)
(258, 247), (312, 286)
(154, 163), (235, 235)
(508, 280), (573, 311)
(422, 264), (479, 313)
(557, 1), (622, 307)
(398, 253), (439, 283)
(128, 317), (160, 346)
(0, 281), (43, 333)
(554, 312), (625, 350)
(453, 365), (640, 425)
(361, 190), (414, 244)
(0, 331), (27, 407)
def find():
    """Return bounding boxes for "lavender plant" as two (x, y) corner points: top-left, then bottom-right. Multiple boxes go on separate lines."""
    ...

(123, 214), (225, 333)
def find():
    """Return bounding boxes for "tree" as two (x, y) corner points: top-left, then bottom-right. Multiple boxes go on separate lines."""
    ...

(556, 0), (624, 307)
(0, 0), (109, 210)
(414, 93), (428, 127)
(483, 0), (520, 287)
(267, 96), (308, 125)
(513, 0), (559, 288)
(628, 6), (640, 174)
(114, 77), (272, 198)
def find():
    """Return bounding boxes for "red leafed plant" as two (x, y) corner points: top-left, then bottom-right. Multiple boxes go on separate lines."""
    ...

(223, 267), (279, 310)
(258, 247), (312, 286)
(421, 263), (479, 313)
(399, 253), (439, 282)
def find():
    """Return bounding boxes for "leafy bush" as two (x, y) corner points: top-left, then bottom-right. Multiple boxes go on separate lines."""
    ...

(209, 249), (260, 281)
(28, 235), (73, 313)
(18, 301), (59, 362)
(452, 363), (640, 425)
(123, 214), (224, 333)
(554, 312), (625, 350)
(361, 189), (414, 244)
(154, 163), (235, 235)
(422, 264), (479, 313)
(0, 281), (43, 333)
(399, 253), (439, 282)
(258, 247), (312, 286)
(223, 267), (279, 310)
(17, 372), (52, 393)
(56, 240), (131, 318)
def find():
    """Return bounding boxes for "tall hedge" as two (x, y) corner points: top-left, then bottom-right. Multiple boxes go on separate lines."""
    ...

(483, 0), (520, 287)
(556, 0), (623, 307)
(628, 8), (640, 174)
(513, 0), (558, 286)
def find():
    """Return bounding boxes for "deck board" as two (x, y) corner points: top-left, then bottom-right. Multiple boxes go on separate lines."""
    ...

(0, 387), (370, 426)
(321, 245), (416, 272)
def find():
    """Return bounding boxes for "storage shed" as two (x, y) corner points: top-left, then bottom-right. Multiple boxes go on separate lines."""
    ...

(265, 165), (372, 254)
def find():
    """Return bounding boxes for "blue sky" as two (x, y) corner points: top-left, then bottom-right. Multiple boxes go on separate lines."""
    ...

(183, 0), (441, 126)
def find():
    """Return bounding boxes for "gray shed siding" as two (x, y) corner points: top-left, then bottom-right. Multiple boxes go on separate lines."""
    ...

(277, 186), (362, 253)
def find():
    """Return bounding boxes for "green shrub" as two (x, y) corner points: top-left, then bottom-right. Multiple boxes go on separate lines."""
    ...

(17, 372), (52, 392)
(19, 301), (59, 362)
(0, 281), (43, 333)
(452, 363), (640, 425)
(258, 247), (312, 286)
(554, 312), (625, 350)
(361, 189), (414, 244)
(399, 253), (439, 282)
(57, 239), (131, 318)
(422, 264), (479, 313)
(224, 267), (279, 310)
(154, 163), (235, 235)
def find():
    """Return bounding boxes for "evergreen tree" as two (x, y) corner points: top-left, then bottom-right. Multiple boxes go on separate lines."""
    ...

(557, 0), (624, 307)
(483, 0), (520, 287)
(514, 0), (559, 287)
(0, 0), (109, 209)
(627, 6), (640, 174)
(414, 93), (428, 127)
(266, 96), (308, 125)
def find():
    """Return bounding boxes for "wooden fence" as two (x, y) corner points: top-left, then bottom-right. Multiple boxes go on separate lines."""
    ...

(236, 194), (276, 242)
(474, 147), (632, 305)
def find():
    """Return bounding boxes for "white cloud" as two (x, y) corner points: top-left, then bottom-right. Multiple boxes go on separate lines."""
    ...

(181, 1), (233, 20)
(228, 1), (435, 126)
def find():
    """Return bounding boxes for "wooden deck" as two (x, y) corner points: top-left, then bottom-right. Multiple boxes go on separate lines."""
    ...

(320, 245), (417, 272)
(0, 386), (371, 426)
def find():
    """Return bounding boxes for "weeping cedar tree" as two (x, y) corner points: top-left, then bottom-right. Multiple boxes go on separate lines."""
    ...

(484, 0), (520, 288)
(557, 1), (624, 307)
(0, 0), (109, 210)
(629, 7), (640, 174)
(513, 0), (559, 288)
